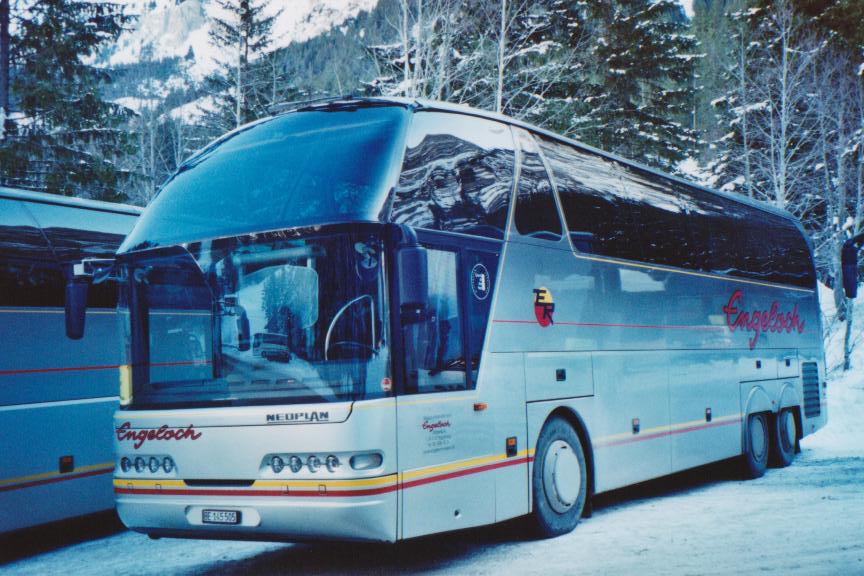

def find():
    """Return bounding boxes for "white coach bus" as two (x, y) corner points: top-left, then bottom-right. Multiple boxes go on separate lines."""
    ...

(67, 98), (845, 542)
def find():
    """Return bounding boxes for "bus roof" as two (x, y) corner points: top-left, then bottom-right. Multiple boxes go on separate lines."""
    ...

(270, 96), (800, 229)
(0, 186), (144, 216)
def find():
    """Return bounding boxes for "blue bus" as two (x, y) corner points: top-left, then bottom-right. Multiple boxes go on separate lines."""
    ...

(0, 188), (140, 533)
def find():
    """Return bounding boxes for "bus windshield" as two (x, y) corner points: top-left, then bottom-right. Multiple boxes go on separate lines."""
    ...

(120, 230), (390, 409)
(120, 105), (409, 251)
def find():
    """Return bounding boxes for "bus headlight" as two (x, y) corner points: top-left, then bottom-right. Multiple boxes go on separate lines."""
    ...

(120, 457), (132, 473)
(325, 455), (340, 473)
(134, 457), (146, 474)
(162, 457), (175, 474)
(307, 455), (321, 473)
(288, 455), (303, 473)
(148, 457), (160, 473)
(350, 453), (383, 471)
(271, 456), (285, 474)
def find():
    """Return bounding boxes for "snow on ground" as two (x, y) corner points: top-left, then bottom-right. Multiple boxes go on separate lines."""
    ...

(3, 289), (863, 575)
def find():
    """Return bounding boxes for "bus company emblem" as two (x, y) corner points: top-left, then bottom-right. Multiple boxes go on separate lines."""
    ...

(115, 422), (202, 450)
(533, 287), (555, 327)
(722, 289), (805, 350)
(471, 263), (491, 301)
(266, 411), (330, 424)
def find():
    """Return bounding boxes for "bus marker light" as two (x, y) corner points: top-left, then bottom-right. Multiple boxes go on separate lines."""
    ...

(350, 453), (383, 470)
(289, 456), (303, 473)
(506, 437), (517, 457)
(271, 456), (285, 474)
(326, 455), (340, 473)
(307, 455), (321, 473)
(632, 418), (640, 434)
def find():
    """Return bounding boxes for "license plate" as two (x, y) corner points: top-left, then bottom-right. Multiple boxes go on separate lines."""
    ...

(202, 509), (240, 525)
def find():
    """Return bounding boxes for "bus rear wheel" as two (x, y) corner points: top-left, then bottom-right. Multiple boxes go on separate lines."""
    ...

(769, 408), (797, 468)
(529, 417), (587, 538)
(742, 412), (769, 479)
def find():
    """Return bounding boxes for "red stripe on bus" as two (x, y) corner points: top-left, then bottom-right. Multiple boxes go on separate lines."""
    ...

(0, 360), (210, 377)
(596, 418), (742, 448)
(115, 456), (535, 499)
(494, 319), (724, 331)
(0, 364), (122, 376)
(114, 485), (398, 498)
(401, 455), (531, 490)
(0, 467), (115, 493)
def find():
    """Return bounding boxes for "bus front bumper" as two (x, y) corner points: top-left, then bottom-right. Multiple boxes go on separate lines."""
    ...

(115, 485), (398, 543)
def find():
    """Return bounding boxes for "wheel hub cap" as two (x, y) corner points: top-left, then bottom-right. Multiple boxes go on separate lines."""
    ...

(543, 440), (581, 513)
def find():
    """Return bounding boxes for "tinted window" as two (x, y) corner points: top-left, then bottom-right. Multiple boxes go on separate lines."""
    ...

(402, 248), (466, 394)
(390, 112), (515, 239)
(541, 137), (814, 288)
(539, 137), (639, 259)
(123, 106), (409, 251)
(0, 199), (64, 307)
(616, 165), (694, 267)
(514, 129), (562, 240)
(28, 203), (136, 308)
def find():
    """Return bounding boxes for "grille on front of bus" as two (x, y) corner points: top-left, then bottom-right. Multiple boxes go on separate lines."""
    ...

(802, 362), (820, 418)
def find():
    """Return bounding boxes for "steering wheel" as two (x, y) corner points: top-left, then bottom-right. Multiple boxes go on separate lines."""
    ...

(326, 341), (377, 360)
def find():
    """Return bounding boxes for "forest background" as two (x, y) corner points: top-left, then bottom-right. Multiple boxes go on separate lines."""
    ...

(0, 0), (862, 365)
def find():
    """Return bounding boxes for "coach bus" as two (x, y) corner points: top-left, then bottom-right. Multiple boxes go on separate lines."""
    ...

(67, 97), (834, 542)
(0, 188), (140, 533)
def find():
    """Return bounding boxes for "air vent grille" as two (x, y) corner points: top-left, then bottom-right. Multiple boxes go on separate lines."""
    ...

(802, 362), (820, 418)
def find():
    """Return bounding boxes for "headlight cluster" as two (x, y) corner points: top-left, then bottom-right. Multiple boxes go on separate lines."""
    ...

(120, 455), (175, 475)
(268, 452), (382, 474)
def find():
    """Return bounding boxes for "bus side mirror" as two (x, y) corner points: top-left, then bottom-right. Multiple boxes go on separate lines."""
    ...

(842, 234), (863, 299)
(65, 276), (90, 340)
(398, 245), (428, 325)
(64, 258), (117, 340)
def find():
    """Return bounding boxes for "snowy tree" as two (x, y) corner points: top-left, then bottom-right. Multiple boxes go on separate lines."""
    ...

(202, 0), (281, 134)
(0, 0), (135, 200)
(561, 0), (699, 172)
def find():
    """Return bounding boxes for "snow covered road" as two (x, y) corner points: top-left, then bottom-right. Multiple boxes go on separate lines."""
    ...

(3, 360), (863, 575)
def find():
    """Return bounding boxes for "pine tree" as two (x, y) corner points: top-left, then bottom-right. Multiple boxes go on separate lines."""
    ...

(202, 0), (281, 134)
(563, 0), (699, 172)
(0, 0), (135, 200)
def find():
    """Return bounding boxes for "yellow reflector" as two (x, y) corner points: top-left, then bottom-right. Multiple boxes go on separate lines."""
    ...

(119, 364), (132, 406)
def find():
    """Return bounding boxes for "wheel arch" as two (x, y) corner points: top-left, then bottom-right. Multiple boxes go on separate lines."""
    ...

(742, 386), (772, 454)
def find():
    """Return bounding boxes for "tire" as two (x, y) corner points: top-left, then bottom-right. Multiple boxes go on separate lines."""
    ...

(741, 412), (769, 479)
(769, 408), (797, 468)
(529, 417), (588, 538)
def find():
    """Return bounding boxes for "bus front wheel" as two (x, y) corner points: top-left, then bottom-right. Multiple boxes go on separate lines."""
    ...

(530, 417), (587, 538)
(769, 408), (797, 468)
(742, 412), (769, 479)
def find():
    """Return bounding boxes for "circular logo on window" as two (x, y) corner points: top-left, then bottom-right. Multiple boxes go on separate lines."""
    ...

(471, 263), (491, 301)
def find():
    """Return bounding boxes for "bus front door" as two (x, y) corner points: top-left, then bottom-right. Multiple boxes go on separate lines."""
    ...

(396, 245), (495, 539)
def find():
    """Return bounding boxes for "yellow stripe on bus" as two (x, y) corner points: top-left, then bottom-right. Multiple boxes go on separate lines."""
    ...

(595, 412), (743, 445)
(400, 449), (533, 481)
(1, 461), (115, 487)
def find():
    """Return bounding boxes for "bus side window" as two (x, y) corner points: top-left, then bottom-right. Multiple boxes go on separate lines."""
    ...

(513, 129), (562, 241)
(28, 203), (134, 308)
(0, 199), (65, 308)
(539, 137), (638, 260)
(390, 112), (515, 239)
